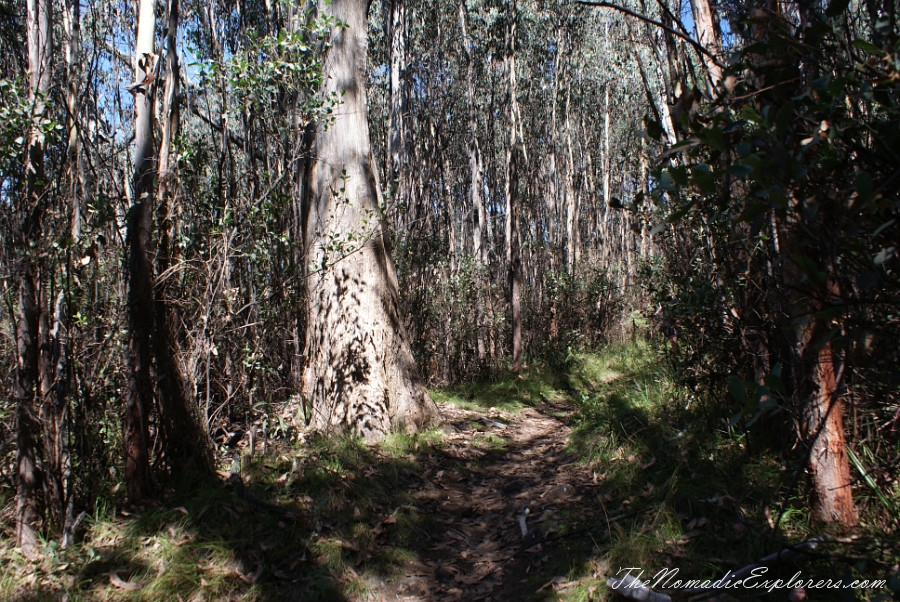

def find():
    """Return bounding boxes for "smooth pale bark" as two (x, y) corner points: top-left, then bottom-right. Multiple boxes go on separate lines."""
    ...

(300, 0), (438, 442)
(628, 20), (677, 145)
(547, 29), (562, 272)
(505, 0), (523, 374)
(458, 0), (489, 361)
(63, 0), (82, 240)
(458, 1), (485, 263)
(602, 84), (611, 211)
(124, 0), (157, 503)
(564, 89), (579, 273)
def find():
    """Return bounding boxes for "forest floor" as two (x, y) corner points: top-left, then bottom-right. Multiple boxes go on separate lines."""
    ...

(361, 398), (604, 601)
(2, 341), (897, 601)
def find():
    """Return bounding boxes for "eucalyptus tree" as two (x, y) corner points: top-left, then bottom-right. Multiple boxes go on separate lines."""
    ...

(123, 0), (158, 504)
(632, 0), (900, 527)
(503, 0), (524, 373)
(14, 0), (53, 559)
(298, 0), (439, 440)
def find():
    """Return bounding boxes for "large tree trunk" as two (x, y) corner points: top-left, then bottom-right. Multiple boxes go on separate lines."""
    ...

(300, 0), (438, 442)
(124, 0), (157, 504)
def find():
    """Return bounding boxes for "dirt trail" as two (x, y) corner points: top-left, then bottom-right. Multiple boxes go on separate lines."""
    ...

(369, 401), (604, 601)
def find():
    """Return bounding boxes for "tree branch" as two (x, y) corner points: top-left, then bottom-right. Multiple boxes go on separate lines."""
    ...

(575, 0), (726, 69)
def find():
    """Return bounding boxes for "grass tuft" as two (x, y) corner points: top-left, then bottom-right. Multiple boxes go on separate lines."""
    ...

(1, 340), (896, 601)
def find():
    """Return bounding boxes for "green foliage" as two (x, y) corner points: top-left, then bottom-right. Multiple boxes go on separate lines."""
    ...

(194, 13), (340, 127)
(646, 9), (900, 528)
(0, 77), (29, 181)
(563, 343), (895, 601)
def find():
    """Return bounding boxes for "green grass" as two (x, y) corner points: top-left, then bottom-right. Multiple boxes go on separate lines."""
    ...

(546, 342), (897, 601)
(431, 359), (572, 412)
(1, 340), (896, 601)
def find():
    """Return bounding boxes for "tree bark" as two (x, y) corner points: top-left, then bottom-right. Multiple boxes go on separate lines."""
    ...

(458, 0), (489, 362)
(784, 257), (857, 525)
(385, 0), (407, 189)
(749, 2), (857, 527)
(300, 0), (439, 442)
(15, 262), (42, 559)
(505, 0), (524, 373)
(124, 0), (157, 504)
(16, 0), (53, 559)
(800, 334), (857, 526)
(154, 0), (212, 475)
(690, 0), (723, 93)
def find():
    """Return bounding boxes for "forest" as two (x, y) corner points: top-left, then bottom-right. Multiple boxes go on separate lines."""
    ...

(0, 0), (898, 598)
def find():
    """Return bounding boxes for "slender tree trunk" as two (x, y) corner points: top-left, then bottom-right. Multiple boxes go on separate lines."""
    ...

(458, 0), (488, 362)
(63, 0), (82, 240)
(15, 0), (53, 559)
(603, 83), (611, 211)
(505, 0), (523, 373)
(564, 90), (579, 274)
(385, 0), (407, 189)
(690, 0), (723, 93)
(300, 0), (438, 442)
(15, 268), (41, 559)
(548, 16), (563, 273)
(154, 0), (212, 474)
(124, 0), (157, 503)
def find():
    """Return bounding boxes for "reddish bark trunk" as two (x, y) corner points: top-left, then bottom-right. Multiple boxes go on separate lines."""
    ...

(800, 333), (858, 526)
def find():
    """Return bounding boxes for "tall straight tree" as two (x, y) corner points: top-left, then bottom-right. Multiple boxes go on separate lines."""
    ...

(300, 0), (439, 442)
(505, 0), (523, 374)
(123, 0), (209, 504)
(458, 0), (487, 359)
(15, 0), (53, 559)
(124, 0), (157, 504)
(385, 0), (407, 191)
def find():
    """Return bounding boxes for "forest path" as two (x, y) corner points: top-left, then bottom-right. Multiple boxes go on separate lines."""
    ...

(368, 400), (605, 601)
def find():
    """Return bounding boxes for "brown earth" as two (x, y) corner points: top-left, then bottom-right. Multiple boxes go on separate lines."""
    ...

(364, 400), (606, 601)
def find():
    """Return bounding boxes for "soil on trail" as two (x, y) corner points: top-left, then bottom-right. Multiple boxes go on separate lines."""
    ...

(367, 400), (605, 601)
